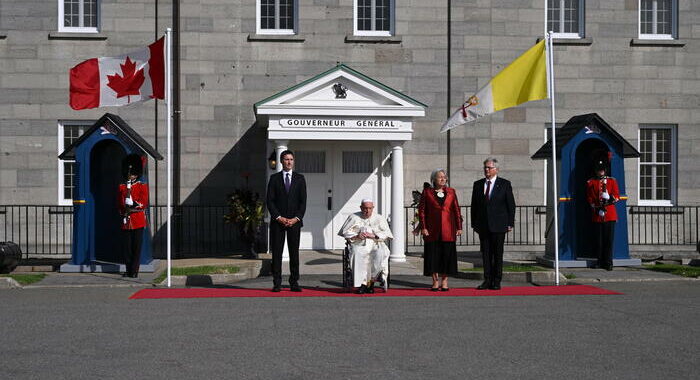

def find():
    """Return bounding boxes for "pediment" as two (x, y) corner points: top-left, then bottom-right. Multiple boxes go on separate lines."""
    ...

(255, 64), (426, 117)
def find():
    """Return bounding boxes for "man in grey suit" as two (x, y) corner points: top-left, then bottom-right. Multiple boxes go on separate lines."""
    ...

(266, 150), (307, 292)
(470, 157), (516, 290)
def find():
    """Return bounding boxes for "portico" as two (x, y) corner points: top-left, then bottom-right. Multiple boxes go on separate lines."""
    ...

(255, 64), (426, 262)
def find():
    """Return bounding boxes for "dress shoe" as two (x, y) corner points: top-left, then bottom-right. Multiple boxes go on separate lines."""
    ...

(272, 286), (281, 292)
(366, 285), (375, 294)
(441, 287), (450, 292)
(130, 274), (139, 278)
(490, 284), (501, 290)
(290, 285), (302, 292)
(431, 287), (440, 292)
(476, 281), (490, 290)
(355, 284), (368, 294)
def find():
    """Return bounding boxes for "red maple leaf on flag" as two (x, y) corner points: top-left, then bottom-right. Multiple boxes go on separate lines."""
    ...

(106, 56), (145, 102)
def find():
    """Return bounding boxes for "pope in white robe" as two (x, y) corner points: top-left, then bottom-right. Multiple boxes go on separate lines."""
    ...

(338, 199), (393, 292)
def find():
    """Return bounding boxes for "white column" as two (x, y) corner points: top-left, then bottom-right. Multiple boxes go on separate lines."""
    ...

(273, 140), (290, 262)
(274, 140), (288, 171)
(389, 141), (406, 262)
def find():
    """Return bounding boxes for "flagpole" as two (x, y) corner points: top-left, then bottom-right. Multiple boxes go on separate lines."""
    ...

(546, 31), (560, 285)
(166, 27), (173, 288)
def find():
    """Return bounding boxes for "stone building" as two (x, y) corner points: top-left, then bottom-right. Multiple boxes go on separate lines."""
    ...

(1, 1), (698, 255)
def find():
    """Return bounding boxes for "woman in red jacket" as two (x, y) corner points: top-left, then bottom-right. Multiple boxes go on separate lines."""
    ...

(418, 169), (463, 291)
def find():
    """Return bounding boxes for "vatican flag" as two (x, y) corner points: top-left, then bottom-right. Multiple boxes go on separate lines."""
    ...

(441, 40), (548, 133)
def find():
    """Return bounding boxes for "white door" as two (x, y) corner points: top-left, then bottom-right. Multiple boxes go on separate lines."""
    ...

(290, 142), (382, 250)
(290, 145), (333, 249)
(331, 146), (381, 249)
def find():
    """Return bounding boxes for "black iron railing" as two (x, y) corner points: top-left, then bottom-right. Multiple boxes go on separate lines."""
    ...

(148, 205), (240, 257)
(0, 205), (73, 257)
(404, 205), (548, 248)
(0, 205), (242, 259)
(1, 204), (698, 257)
(628, 206), (700, 246)
(405, 205), (700, 250)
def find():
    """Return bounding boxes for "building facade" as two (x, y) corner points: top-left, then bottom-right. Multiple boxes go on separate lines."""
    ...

(1, 1), (698, 254)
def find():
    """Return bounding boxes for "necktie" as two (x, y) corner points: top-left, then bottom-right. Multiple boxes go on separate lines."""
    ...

(285, 173), (291, 192)
(485, 180), (491, 200)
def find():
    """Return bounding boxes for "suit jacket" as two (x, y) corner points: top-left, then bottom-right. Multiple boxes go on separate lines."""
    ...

(585, 176), (620, 222)
(118, 181), (148, 230)
(470, 177), (516, 233)
(418, 187), (463, 243)
(266, 171), (307, 227)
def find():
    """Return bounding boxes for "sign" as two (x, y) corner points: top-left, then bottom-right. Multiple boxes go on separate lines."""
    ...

(280, 118), (401, 129)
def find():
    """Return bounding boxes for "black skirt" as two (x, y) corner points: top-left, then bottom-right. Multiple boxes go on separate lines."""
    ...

(423, 240), (458, 276)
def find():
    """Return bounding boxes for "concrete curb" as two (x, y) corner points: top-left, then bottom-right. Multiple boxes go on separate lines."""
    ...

(0, 277), (22, 289)
(567, 277), (698, 284)
(456, 271), (567, 283)
(24, 283), (155, 289)
(157, 260), (268, 287)
(160, 272), (251, 287)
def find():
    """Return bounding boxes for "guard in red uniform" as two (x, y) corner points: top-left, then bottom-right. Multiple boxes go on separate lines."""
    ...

(585, 160), (619, 271)
(118, 155), (149, 278)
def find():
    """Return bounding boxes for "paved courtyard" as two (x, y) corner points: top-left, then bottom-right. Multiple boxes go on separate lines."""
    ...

(1, 278), (698, 379)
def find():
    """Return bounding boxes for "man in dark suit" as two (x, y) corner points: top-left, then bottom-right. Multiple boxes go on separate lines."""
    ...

(266, 150), (307, 292)
(470, 157), (516, 290)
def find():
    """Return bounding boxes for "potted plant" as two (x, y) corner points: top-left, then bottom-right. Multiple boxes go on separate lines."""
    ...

(224, 187), (264, 259)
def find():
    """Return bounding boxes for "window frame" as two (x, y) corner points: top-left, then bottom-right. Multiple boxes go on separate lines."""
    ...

(545, 0), (585, 39)
(353, 0), (394, 37)
(58, 0), (100, 33)
(57, 121), (91, 205)
(637, 124), (677, 206)
(256, 0), (298, 35)
(638, 0), (678, 40)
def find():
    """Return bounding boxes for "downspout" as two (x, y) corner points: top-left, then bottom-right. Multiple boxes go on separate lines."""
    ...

(172, 0), (182, 256)
(446, 0), (452, 177)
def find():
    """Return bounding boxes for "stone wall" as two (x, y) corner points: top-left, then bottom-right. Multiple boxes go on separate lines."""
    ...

(1, 0), (699, 208)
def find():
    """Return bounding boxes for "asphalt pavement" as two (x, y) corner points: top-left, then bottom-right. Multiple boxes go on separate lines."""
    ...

(1, 279), (699, 379)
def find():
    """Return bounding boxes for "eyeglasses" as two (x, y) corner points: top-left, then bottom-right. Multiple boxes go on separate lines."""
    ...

(483, 166), (496, 170)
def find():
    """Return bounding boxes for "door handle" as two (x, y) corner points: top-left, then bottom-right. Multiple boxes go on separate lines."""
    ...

(327, 196), (332, 211)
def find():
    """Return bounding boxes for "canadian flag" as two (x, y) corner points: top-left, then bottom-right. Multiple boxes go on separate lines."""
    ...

(70, 37), (165, 110)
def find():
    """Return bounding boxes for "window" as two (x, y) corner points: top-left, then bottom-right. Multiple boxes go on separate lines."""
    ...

(58, 121), (90, 205)
(58, 0), (99, 33)
(342, 151), (373, 173)
(354, 0), (394, 36)
(546, 0), (584, 38)
(256, 0), (297, 35)
(294, 151), (325, 173)
(639, 0), (677, 39)
(638, 125), (676, 205)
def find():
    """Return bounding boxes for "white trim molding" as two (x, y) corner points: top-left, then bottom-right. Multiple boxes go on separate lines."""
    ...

(545, 0), (585, 39)
(638, 0), (678, 40)
(57, 120), (92, 205)
(256, 0), (298, 35)
(353, 0), (394, 37)
(58, 0), (100, 33)
(637, 124), (677, 206)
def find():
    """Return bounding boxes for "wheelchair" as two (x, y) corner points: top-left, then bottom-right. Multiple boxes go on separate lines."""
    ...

(342, 240), (390, 292)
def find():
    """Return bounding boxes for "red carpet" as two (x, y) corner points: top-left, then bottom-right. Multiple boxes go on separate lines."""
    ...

(130, 285), (621, 299)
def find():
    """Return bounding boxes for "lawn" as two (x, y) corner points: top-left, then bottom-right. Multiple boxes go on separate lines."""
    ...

(153, 265), (241, 284)
(0, 273), (46, 285)
(642, 263), (700, 278)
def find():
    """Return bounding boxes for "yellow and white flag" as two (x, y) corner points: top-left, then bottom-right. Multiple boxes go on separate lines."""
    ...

(441, 40), (548, 133)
